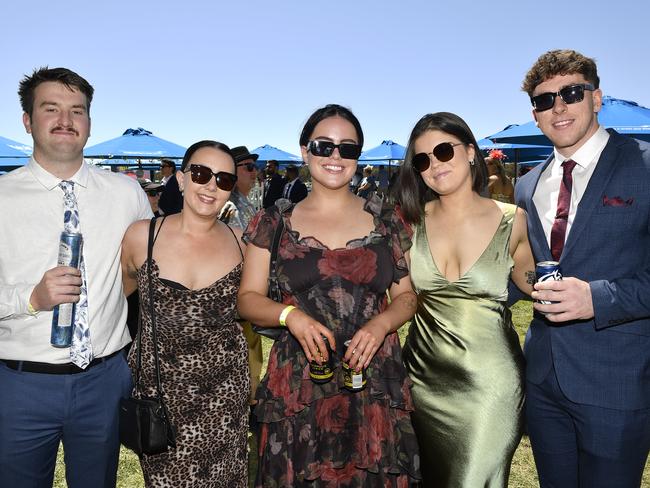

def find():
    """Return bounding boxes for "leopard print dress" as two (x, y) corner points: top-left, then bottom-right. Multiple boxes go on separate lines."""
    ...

(128, 258), (249, 488)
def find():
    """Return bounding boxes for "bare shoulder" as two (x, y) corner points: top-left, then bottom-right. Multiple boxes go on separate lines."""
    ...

(124, 218), (150, 244)
(218, 221), (246, 256)
(229, 225), (244, 241)
(226, 223), (244, 244)
(511, 206), (529, 240)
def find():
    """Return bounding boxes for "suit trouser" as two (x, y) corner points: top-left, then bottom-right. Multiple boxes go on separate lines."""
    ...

(526, 365), (650, 488)
(0, 353), (132, 488)
(242, 321), (263, 404)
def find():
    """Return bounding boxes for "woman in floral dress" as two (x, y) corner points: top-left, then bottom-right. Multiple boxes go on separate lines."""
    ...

(238, 104), (421, 487)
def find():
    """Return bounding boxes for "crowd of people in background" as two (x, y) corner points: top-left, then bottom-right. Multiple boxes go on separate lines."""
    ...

(1, 47), (649, 488)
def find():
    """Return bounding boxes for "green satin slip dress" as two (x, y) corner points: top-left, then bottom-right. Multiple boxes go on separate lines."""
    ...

(403, 203), (525, 487)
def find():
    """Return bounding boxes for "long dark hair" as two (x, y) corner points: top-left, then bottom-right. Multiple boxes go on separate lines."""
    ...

(180, 140), (235, 172)
(394, 112), (488, 225)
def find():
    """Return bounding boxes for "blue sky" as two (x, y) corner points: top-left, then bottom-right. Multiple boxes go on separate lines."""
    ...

(2, 0), (648, 157)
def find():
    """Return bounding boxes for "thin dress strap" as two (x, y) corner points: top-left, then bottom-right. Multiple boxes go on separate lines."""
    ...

(223, 223), (244, 261)
(152, 215), (167, 247)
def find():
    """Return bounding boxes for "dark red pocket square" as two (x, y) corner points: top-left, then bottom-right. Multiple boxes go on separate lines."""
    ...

(602, 195), (634, 207)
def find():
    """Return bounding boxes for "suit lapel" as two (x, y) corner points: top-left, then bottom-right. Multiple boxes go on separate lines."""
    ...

(526, 155), (554, 262)
(562, 133), (621, 259)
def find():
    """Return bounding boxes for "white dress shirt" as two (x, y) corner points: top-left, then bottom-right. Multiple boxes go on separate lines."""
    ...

(532, 126), (610, 247)
(283, 179), (296, 199)
(0, 158), (152, 363)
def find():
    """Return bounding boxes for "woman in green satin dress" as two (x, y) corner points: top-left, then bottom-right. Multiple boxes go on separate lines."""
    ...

(394, 112), (536, 487)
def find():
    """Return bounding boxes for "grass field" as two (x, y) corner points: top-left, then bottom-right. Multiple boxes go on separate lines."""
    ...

(53, 301), (649, 487)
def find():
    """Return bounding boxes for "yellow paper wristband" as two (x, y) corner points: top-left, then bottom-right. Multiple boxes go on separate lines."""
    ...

(27, 302), (39, 316)
(279, 305), (296, 327)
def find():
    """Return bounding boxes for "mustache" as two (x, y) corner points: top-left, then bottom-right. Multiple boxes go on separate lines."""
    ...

(51, 126), (79, 135)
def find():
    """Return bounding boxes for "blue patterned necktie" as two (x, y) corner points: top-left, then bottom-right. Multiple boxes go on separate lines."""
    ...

(59, 181), (93, 368)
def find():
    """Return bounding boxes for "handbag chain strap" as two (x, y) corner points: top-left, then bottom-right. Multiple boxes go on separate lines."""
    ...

(267, 212), (285, 299)
(133, 218), (171, 419)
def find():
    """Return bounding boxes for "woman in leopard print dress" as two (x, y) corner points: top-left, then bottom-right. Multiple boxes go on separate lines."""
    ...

(121, 140), (249, 487)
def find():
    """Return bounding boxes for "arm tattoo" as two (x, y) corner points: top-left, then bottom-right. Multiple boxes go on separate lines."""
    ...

(525, 271), (536, 285)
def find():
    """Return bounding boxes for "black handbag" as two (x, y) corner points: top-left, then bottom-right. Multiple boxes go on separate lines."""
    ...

(120, 217), (177, 456)
(252, 210), (287, 340)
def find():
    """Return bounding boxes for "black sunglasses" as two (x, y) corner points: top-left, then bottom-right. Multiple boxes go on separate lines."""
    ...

(307, 140), (362, 160)
(237, 162), (257, 172)
(412, 142), (464, 172)
(146, 190), (160, 197)
(184, 164), (238, 190)
(531, 83), (595, 112)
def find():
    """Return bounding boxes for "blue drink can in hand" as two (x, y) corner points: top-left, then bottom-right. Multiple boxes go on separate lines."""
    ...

(535, 261), (562, 305)
(51, 232), (83, 347)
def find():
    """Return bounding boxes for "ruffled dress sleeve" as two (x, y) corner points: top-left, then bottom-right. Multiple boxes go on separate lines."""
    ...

(242, 206), (280, 250)
(382, 204), (413, 284)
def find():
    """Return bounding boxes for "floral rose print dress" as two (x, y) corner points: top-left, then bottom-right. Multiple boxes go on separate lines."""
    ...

(243, 195), (421, 488)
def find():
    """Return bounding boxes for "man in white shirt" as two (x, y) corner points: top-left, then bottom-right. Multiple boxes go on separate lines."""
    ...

(0, 67), (152, 487)
(515, 50), (650, 488)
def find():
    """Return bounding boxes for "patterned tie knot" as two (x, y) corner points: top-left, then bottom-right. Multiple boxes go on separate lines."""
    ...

(59, 180), (73, 192)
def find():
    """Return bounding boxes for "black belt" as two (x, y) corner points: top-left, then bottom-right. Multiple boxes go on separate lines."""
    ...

(0, 349), (123, 375)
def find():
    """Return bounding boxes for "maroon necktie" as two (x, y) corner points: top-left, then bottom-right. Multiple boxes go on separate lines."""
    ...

(550, 159), (577, 260)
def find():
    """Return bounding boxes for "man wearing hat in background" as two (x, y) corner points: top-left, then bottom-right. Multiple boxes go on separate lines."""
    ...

(158, 158), (183, 215)
(141, 181), (164, 217)
(282, 164), (308, 204)
(219, 146), (263, 424)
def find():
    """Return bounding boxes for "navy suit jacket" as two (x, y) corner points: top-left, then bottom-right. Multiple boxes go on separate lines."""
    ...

(515, 130), (650, 410)
(158, 175), (183, 215)
(285, 179), (308, 204)
(263, 174), (286, 209)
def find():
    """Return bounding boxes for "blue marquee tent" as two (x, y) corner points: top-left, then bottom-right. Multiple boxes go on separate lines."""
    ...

(0, 136), (31, 170)
(84, 128), (186, 162)
(250, 144), (302, 166)
(0, 136), (31, 158)
(359, 140), (406, 166)
(477, 138), (551, 163)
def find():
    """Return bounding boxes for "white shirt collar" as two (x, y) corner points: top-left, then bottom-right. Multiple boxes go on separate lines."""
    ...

(553, 125), (610, 169)
(28, 157), (90, 191)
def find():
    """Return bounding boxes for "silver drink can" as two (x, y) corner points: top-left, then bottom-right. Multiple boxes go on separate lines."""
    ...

(51, 232), (83, 347)
(535, 261), (562, 305)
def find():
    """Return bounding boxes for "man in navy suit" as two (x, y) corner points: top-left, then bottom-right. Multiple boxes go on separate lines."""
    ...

(282, 164), (308, 203)
(158, 158), (183, 215)
(515, 49), (650, 487)
(262, 159), (286, 208)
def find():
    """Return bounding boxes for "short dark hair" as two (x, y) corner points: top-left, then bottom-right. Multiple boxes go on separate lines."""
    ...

(522, 49), (599, 96)
(18, 67), (94, 117)
(180, 140), (235, 172)
(394, 112), (488, 225)
(160, 158), (176, 171)
(299, 104), (364, 149)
